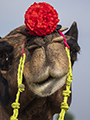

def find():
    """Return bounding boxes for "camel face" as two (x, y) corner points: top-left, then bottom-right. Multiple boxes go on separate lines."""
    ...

(0, 22), (80, 120)
(24, 33), (69, 97)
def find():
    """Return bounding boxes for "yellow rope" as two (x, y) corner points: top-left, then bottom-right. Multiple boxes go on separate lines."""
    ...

(10, 53), (26, 120)
(58, 47), (73, 120)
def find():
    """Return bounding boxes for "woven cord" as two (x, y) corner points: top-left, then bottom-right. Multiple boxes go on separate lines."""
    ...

(10, 53), (26, 120)
(58, 30), (73, 120)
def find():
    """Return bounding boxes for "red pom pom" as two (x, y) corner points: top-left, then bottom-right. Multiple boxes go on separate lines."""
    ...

(24, 2), (60, 36)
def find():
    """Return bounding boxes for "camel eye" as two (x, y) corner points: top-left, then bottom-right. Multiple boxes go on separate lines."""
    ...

(5, 53), (9, 61)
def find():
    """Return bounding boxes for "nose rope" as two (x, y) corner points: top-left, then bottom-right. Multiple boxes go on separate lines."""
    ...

(58, 30), (73, 120)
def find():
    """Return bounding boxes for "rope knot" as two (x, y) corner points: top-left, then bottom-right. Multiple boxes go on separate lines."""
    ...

(19, 84), (25, 92)
(67, 78), (72, 86)
(70, 73), (73, 78)
(62, 90), (71, 97)
(11, 102), (20, 109)
(61, 102), (69, 112)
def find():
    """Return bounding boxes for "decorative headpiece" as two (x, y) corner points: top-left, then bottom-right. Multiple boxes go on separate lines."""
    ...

(24, 2), (60, 36)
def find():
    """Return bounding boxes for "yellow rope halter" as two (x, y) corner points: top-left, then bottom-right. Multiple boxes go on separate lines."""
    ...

(10, 33), (73, 120)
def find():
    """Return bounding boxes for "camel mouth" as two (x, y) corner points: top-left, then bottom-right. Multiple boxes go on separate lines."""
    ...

(28, 74), (67, 97)
(35, 76), (54, 85)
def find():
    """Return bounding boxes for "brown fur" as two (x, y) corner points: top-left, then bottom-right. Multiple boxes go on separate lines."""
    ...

(0, 22), (80, 120)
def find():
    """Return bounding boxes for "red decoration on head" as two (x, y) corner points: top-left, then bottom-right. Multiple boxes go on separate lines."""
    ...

(24, 2), (60, 36)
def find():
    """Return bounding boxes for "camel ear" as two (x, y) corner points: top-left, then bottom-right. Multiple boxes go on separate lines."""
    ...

(65, 21), (78, 42)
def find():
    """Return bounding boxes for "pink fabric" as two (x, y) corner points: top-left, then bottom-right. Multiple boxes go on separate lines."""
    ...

(58, 30), (69, 49)
(21, 38), (27, 56)
(21, 49), (26, 56)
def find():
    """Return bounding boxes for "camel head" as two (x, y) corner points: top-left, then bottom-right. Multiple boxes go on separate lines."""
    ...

(0, 22), (80, 118)
(0, 3), (80, 120)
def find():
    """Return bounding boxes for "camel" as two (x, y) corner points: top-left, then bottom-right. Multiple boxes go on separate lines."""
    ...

(0, 21), (80, 120)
